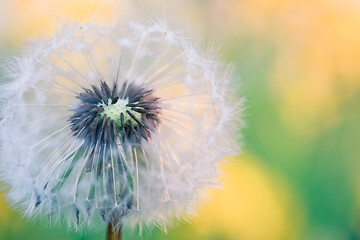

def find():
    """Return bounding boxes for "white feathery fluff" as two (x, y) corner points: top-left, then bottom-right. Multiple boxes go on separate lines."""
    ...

(0, 16), (243, 232)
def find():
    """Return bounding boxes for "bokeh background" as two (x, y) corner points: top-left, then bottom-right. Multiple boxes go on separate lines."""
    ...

(0, 0), (359, 239)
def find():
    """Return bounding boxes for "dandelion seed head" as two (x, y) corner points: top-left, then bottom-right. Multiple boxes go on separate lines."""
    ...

(0, 15), (244, 232)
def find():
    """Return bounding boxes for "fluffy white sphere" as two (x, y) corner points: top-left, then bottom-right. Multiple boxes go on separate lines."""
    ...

(0, 17), (243, 231)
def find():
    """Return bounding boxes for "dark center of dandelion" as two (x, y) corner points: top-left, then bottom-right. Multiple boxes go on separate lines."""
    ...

(69, 81), (160, 146)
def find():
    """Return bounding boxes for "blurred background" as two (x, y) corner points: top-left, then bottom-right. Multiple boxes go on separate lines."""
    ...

(0, 0), (359, 239)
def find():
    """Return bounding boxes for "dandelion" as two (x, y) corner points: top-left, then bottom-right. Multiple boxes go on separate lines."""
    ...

(0, 16), (242, 239)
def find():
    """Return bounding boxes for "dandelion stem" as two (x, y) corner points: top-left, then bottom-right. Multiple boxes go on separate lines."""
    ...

(106, 219), (122, 240)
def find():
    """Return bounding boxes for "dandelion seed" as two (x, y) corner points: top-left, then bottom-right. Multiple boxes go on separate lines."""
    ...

(0, 16), (243, 239)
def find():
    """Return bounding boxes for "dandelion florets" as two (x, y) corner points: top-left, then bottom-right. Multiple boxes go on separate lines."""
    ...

(0, 16), (243, 232)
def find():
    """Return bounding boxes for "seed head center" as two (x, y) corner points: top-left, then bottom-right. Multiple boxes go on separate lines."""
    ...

(70, 81), (160, 144)
(99, 98), (141, 128)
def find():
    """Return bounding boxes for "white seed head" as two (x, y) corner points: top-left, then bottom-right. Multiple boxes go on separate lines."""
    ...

(0, 16), (244, 232)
